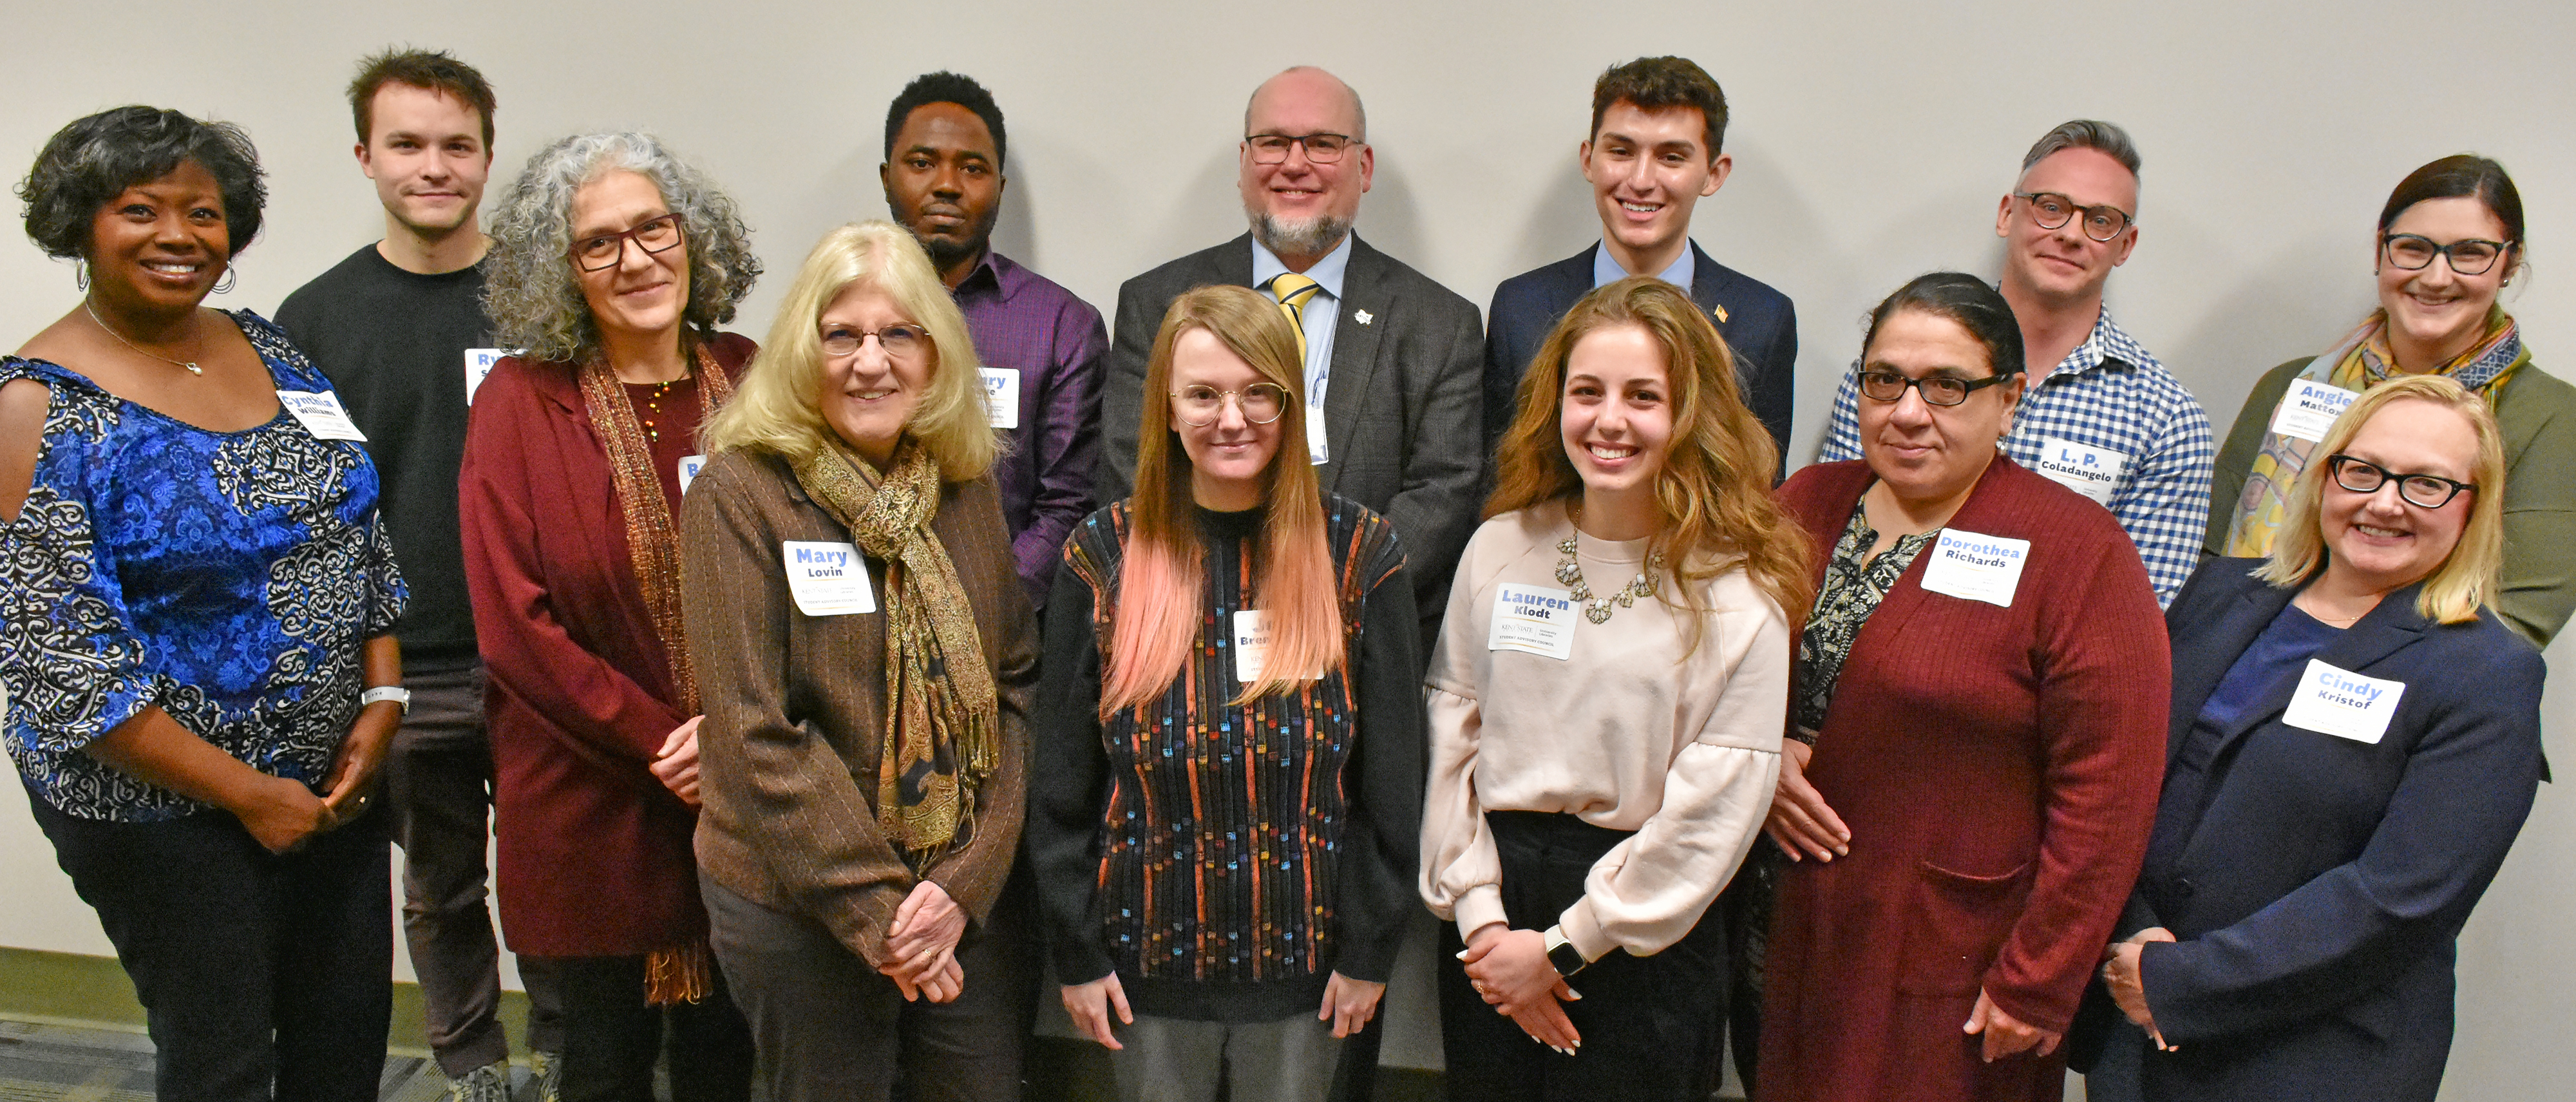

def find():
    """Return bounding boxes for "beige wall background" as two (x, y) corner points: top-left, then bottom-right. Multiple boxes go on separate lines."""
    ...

(2, 0), (2568, 1094)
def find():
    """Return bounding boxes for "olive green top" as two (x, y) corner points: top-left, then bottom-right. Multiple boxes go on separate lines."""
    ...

(2207, 350), (2576, 648)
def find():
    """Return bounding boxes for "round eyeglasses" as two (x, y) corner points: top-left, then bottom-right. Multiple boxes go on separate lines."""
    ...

(2014, 192), (2134, 242)
(2326, 453), (2474, 509)
(2382, 233), (2514, 277)
(1856, 369), (2014, 407)
(820, 323), (931, 359)
(1173, 383), (1289, 426)
(571, 213), (684, 272)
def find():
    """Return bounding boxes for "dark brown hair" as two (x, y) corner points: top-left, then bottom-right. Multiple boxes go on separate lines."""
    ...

(1590, 57), (1728, 160)
(348, 48), (496, 148)
(2380, 155), (2524, 263)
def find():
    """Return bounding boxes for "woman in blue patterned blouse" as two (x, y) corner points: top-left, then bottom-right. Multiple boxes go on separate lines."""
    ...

(0, 107), (408, 1102)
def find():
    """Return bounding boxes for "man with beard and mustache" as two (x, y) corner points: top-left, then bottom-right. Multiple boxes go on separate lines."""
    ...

(276, 48), (562, 1102)
(1097, 66), (1484, 651)
(882, 71), (1108, 607)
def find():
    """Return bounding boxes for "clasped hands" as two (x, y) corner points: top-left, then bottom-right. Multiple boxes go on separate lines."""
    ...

(1460, 924), (1582, 1056)
(2101, 927), (2177, 1051)
(880, 879), (968, 1003)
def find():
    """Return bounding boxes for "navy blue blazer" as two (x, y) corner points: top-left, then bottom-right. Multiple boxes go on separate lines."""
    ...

(1481, 242), (1796, 471)
(2081, 558), (2544, 1102)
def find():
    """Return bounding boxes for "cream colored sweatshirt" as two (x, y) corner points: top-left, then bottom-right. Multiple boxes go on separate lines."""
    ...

(1419, 501), (1786, 962)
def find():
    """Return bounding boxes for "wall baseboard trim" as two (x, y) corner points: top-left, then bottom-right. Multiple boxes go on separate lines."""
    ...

(0, 945), (527, 1059)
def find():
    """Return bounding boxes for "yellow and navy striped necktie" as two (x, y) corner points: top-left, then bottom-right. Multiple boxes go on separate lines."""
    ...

(1266, 272), (1322, 361)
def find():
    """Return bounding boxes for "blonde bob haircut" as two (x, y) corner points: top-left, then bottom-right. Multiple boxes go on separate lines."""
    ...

(1488, 276), (1812, 651)
(2255, 374), (2505, 624)
(699, 220), (996, 480)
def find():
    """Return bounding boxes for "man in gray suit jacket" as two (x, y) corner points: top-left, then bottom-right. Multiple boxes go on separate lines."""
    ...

(1098, 66), (1486, 638)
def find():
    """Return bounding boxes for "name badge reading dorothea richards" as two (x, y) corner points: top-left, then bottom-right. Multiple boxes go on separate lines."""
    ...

(1489, 583), (1577, 660)
(1918, 529), (2030, 608)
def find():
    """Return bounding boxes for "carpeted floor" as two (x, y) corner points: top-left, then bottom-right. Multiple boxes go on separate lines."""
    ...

(0, 1017), (474, 1101)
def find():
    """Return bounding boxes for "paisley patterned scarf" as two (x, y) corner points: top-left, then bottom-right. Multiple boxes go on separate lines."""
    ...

(790, 437), (998, 866)
(2222, 308), (2522, 557)
(576, 340), (734, 1005)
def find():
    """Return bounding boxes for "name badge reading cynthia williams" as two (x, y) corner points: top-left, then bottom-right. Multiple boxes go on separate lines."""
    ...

(278, 390), (366, 441)
(782, 541), (876, 616)
(1918, 529), (2030, 608)
(1488, 583), (1577, 660)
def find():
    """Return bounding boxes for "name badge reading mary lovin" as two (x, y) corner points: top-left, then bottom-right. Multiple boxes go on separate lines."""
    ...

(1918, 529), (2030, 608)
(782, 541), (876, 616)
(2281, 659), (2405, 744)
(1488, 583), (1577, 660)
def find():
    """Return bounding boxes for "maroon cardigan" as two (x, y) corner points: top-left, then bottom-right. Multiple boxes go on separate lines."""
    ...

(457, 332), (755, 956)
(1757, 455), (2168, 1102)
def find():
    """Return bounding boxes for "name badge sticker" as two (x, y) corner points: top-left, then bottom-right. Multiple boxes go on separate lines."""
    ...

(2033, 437), (2128, 506)
(2269, 378), (2359, 444)
(1233, 610), (1271, 683)
(464, 348), (506, 405)
(1488, 582), (1577, 661)
(2282, 660), (2405, 745)
(979, 367), (1021, 430)
(1919, 529), (2031, 608)
(678, 455), (706, 495)
(278, 390), (367, 441)
(782, 540), (876, 616)
(1305, 404), (1330, 466)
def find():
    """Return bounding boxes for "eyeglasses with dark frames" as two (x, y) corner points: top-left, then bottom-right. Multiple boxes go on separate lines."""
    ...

(1172, 383), (1290, 426)
(1245, 133), (1358, 164)
(570, 213), (685, 272)
(820, 323), (932, 359)
(2013, 191), (2134, 242)
(2325, 453), (2476, 509)
(1855, 368), (2016, 408)
(2382, 233), (2515, 277)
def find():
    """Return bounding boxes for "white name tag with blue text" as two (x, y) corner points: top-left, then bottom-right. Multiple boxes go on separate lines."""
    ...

(278, 390), (366, 441)
(678, 455), (706, 495)
(2033, 437), (2127, 506)
(464, 348), (506, 405)
(1920, 529), (2031, 608)
(1489, 583), (1577, 660)
(2269, 378), (2358, 443)
(782, 541), (875, 616)
(979, 367), (1020, 430)
(2282, 660), (2405, 744)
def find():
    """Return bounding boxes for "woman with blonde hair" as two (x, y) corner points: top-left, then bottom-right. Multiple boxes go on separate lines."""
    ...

(1421, 275), (1807, 1101)
(2078, 374), (2544, 1101)
(681, 220), (1032, 1101)
(1027, 284), (1423, 1102)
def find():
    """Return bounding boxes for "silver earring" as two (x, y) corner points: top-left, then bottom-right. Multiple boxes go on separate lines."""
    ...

(75, 258), (89, 291)
(211, 265), (236, 295)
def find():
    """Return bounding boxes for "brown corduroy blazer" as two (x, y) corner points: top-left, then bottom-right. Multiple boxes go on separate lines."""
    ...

(680, 448), (1036, 967)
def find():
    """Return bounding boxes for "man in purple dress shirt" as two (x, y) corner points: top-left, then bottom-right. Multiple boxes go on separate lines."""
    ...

(882, 71), (1108, 607)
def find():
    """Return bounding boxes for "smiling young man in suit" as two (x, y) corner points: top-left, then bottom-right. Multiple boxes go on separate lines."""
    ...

(1483, 56), (1797, 471)
(1097, 66), (1485, 640)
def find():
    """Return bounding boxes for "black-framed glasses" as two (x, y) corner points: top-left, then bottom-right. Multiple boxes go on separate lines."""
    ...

(2326, 453), (2475, 509)
(820, 323), (931, 359)
(2014, 191), (2134, 242)
(1245, 133), (1358, 164)
(1856, 369), (2014, 408)
(1173, 383), (1289, 426)
(2383, 233), (2515, 276)
(570, 213), (685, 271)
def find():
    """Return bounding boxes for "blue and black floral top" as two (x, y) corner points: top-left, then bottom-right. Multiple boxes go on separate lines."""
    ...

(1, 310), (406, 821)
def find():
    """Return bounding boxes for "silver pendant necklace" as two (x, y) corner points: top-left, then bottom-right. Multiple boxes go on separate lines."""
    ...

(85, 298), (203, 375)
(1555, 535), (1664, 624)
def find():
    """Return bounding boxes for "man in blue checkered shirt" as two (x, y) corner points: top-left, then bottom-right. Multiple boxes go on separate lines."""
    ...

(1821, 120), (2213, 605)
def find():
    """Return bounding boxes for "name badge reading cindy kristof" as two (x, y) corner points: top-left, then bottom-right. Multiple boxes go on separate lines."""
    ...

(1918, 529), (2031, 608)
(278, 390), (367, 441)
(2281, 659), (2405, 745)
(464, 348), (506, 405)
(2268, 378), (2359, 444)
(1488, 583), (1577, 661)
(2032, 437), (2128, 506)
(979, 367), (1021, 430)
(677, 455), (706, 495)
(782, 541), (876, 616)
(1233, 610), (1271, 683)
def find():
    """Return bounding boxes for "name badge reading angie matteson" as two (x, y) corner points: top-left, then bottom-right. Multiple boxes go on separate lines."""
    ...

(1918, 529), (2031, 608)
(782, 541), (876, 616)
(2269, 378), (2359, 444)
(2281, 659), (2405, 744)
(1488, 583), (1577, 660)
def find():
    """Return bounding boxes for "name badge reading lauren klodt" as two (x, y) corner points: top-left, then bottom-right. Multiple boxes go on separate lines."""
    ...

(2268, 378), (2359, 444)
(781, 541), (876, 616)
(1918, 529), (2031, 608)
(1488, 583), (1577, 660)
(979, 367), (1020, 430)
(2281, 659), (2405, 745)
(2033, 437), (2128, 506)
(277, 390), (367, 441)
(1232, 610), (1271, 683)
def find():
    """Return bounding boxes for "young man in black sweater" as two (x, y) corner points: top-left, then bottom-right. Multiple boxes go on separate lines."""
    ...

(276, 48), (556, 1102)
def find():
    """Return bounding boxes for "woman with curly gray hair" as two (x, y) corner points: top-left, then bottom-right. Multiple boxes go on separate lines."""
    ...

(458, 131), (759, 1102)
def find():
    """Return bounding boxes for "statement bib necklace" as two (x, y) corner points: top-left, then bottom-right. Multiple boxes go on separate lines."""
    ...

(85, 298), (203, 375)
(1555, 528), (1665, 625)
